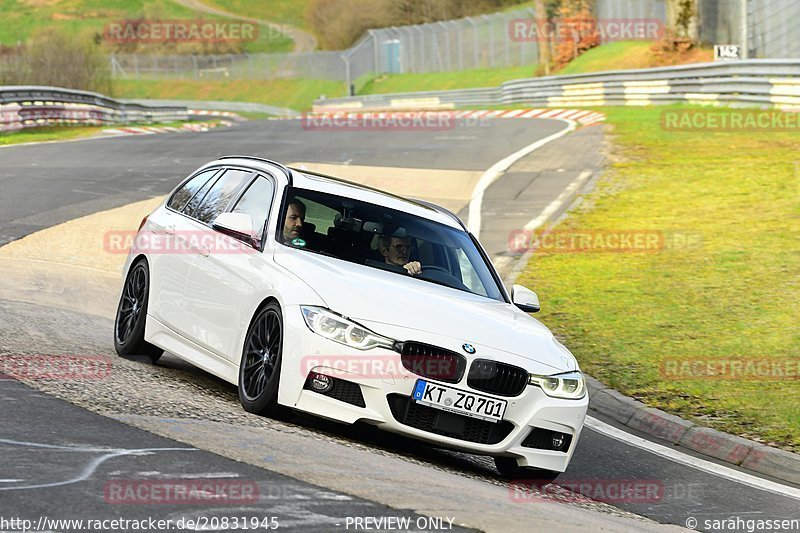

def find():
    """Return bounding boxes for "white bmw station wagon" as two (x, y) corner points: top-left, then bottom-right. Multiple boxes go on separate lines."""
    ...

(114, 156), (588, 479)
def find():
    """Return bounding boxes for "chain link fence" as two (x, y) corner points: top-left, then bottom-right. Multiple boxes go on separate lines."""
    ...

(108, 1), (799, 86)
(111, 8), (540, 85)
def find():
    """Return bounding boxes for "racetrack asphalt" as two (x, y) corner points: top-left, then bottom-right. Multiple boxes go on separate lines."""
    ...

(1, 118), (798, 532)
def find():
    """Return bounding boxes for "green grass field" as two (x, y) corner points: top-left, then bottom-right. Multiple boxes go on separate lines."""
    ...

(358, 65), (537, 95)
(516, 105), (800, 450)
(114, 78), (344, 111)
(0, 0), (292, 53)
(557, 42), (657, 74)
(202, 0), (313, 32)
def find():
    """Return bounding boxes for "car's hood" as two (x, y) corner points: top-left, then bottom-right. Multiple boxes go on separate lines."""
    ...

(274, 248), (576, 373)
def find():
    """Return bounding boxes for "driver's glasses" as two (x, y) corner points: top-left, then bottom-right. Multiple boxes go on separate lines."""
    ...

(391, 244), (410, 251)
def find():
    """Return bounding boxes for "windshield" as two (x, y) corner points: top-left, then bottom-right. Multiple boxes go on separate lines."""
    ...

(278, 186), (504, 302)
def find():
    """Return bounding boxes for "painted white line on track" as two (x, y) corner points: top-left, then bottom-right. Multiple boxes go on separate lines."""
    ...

(523, 170), (593, 232)
(586, 416), (800, 501)
(467, 119), (576, 236)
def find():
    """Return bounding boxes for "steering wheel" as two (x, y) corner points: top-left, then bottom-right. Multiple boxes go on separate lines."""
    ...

(420, 264), (450, 274)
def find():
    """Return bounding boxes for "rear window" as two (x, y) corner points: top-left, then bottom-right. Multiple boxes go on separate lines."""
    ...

(168, 168), (219, 212)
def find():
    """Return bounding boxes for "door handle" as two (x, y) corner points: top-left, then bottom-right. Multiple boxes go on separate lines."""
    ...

(199, 244), (210, 257)
(164, 224), (176, 236)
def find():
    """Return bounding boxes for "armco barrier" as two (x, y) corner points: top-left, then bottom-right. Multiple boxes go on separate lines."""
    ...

(314, 60), (800, 112)
(0, 86), (187, 132)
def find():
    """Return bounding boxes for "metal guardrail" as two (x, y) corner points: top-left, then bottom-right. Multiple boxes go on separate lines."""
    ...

(313, 60), (800, 112)
(0, 86), (188, 132)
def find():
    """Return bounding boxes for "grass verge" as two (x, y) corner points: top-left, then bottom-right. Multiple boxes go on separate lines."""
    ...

(0, 125), (108, 146)
(0, 119), (220, 146)
(515, 105), (799, 451)
(358, 65), (537, 95)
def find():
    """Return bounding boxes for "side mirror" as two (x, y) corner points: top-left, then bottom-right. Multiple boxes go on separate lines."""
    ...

(512, 284), (540, 313)
(212, 212), (256, 247)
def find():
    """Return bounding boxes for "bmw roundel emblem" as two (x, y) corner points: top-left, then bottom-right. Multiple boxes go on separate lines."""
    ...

(462, 343), (476, 354)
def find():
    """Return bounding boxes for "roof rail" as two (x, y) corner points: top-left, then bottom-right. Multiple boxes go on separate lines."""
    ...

(412, 198), (468, 232)
(218, 155), (292, 179)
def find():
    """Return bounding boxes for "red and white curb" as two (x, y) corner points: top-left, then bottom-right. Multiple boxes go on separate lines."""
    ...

(274, 109), (605, 127)
(188, 109), (242, 119)
(102, 120), (233, 137)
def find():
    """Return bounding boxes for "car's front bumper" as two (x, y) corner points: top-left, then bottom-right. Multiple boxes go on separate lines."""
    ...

(278, 305), (588, 473)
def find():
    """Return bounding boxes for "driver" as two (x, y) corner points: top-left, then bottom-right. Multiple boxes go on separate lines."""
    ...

(378, 234), (422, 276)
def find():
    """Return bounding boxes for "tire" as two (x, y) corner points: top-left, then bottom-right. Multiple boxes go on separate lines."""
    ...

(114, 258), (163, 363)
(494, 456), (560, 483)
(238, 301), (285, 417)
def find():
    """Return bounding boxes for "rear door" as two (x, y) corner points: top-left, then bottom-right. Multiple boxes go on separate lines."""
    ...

(148, 167), (221, 332)
(184, 172), (277, 362)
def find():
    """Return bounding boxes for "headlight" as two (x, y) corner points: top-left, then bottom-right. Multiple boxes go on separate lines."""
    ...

(528, 371), (586, 399)
(300, 306), (394, 350)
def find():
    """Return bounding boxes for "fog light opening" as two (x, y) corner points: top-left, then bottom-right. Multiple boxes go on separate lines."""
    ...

(310, 373), (333, 393)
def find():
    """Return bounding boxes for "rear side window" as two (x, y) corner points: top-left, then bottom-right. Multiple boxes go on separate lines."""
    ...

(168, 169), (219, 212)
(192, 168), (253, 224)
(182, 171), (220, 216)
(230, 175), (275, 247)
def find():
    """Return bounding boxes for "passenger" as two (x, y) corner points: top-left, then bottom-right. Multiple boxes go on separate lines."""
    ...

(283, 199), (305, 242)
(378, 234), (422, 276)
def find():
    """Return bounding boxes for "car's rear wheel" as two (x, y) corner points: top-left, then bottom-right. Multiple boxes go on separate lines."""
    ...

(494, 457), (560, 483)
(239, 301), (284, 416)
(114, 258), (163, 363)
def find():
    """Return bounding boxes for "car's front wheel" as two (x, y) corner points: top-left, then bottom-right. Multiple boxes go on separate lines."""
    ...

(114, 258), (163, 363)
(494, 456), (561, 483)
(239, 301), (284, 416)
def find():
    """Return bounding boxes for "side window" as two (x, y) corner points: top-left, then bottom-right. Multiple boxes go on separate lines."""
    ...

(182, 172), (220, 217)
(192, 169), (252, 224)
(455, 248), (487, 296)
(230, 175), (275, 247)
(168, 169), (219, 212)
(301, 197), (339, 235)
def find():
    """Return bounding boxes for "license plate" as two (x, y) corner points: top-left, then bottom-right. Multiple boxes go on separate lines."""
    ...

(412, 380), (507, 423)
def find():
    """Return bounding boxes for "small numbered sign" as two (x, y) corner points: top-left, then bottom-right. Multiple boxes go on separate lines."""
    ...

(714, 45), (741, 61)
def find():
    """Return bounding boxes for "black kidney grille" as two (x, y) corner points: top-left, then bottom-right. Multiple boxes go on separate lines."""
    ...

(387, 394), (513, 445)
(467, 359), (528, 397)
(399, 342), (466, 384)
